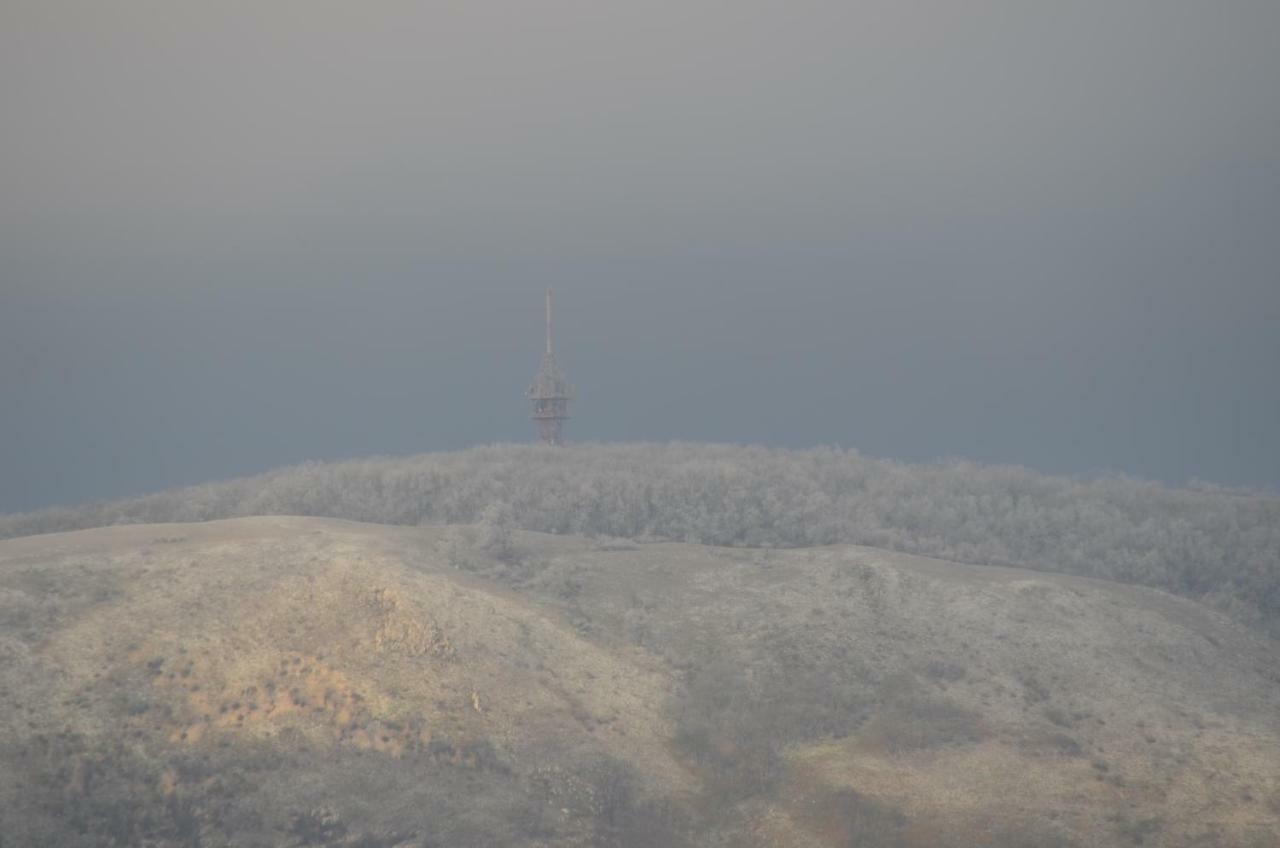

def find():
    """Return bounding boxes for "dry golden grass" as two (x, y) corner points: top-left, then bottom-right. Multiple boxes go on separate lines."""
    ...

(2, 516), (1278, 847)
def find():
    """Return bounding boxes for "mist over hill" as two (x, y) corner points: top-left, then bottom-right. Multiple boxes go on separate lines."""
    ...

(5, 2), (1278, 843)
(3, 443), (1277, 634)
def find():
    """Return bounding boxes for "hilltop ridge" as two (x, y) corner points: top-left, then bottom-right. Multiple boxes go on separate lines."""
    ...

(3, 444), (1277, 636)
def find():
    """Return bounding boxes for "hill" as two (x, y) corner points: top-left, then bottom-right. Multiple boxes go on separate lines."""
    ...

(1, 516), (1277, 846)
(2, 445), (1278, 638)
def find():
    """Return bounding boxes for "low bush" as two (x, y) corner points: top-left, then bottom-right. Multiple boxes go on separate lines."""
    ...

(858, 674), (985, 755)
(4, 443), (1275, 632)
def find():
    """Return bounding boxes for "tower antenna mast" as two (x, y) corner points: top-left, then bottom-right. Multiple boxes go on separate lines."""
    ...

(527, 288), (573, 445)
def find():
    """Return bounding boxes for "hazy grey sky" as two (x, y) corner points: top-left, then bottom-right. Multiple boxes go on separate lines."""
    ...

(2, 1), (1278, 511)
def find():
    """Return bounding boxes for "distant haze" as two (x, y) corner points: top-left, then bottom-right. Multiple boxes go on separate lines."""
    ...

(2, 1), (1278, 512)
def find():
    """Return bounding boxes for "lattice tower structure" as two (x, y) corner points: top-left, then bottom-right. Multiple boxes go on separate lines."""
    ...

(527, 288), (573, 445)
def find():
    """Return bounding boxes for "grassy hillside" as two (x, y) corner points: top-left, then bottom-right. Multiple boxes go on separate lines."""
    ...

(1, 517), (1277, 846)
(3, 444), (1277, 633)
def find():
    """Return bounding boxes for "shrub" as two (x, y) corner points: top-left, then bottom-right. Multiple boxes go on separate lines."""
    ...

(3, 442), (1276, 632)
(858, 674), (985, 755)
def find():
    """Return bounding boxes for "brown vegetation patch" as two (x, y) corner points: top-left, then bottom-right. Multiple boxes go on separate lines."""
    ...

(153, 651), (435, 757)
(368, 586), (454, 658)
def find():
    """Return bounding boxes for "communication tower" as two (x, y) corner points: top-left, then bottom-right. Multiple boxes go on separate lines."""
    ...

(527, 288), (573, 445)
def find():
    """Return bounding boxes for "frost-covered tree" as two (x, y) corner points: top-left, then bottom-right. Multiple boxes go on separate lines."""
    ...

(2, 442), (1276, 634)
